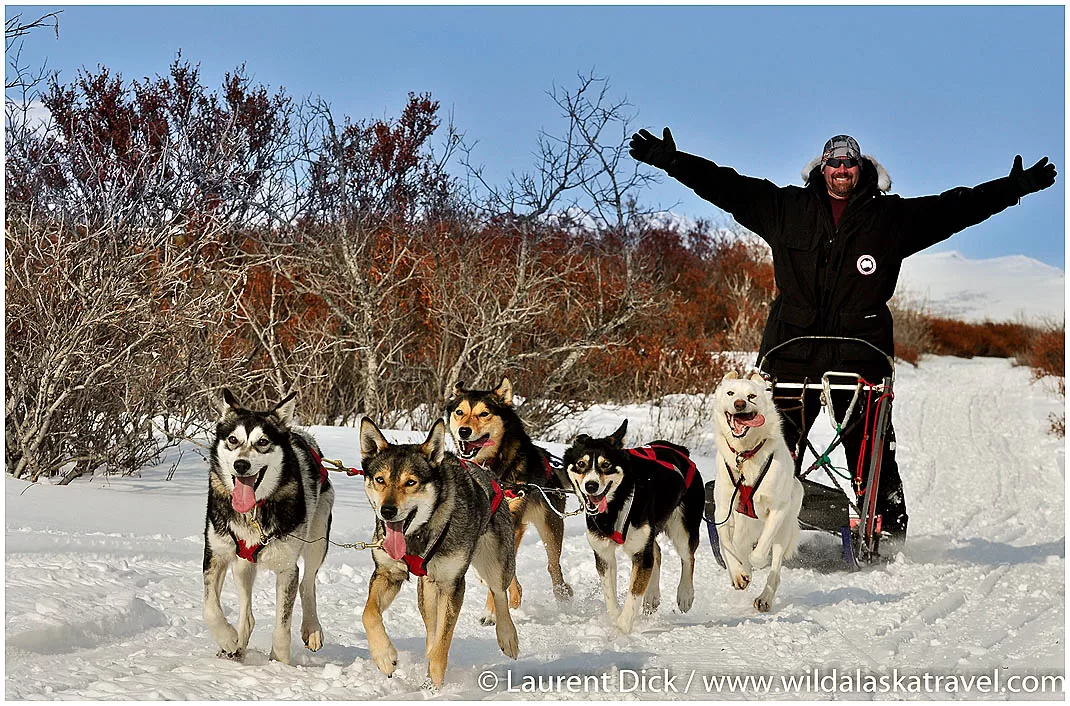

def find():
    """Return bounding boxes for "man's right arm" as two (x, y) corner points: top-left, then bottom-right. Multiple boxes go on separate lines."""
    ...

(630, 127), (784, 240)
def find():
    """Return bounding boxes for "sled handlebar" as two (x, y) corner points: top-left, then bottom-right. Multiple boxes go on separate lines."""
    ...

(772, 380), (890, 393)
(758, 336), (896, 384)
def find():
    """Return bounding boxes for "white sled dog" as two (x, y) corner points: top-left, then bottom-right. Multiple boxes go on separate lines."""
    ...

(712, 371), (802, 612)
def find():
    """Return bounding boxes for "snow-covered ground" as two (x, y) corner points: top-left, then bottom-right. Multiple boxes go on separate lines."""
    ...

(6, 356), (1065, 700)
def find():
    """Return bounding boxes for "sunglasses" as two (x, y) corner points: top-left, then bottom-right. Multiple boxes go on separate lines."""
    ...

(825, 157), (860, 169)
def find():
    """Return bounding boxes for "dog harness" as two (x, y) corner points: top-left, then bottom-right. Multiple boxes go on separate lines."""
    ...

(723, 440), (772, 519)
(394, 518), (452, 577)
(459, 458), (507, 517)
(597, 442), (697, 545)
(229, 505), (271, 563)
(626, 441), (697, 489)
(232, 532), (266, 562)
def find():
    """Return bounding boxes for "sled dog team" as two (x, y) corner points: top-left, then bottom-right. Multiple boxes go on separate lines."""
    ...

(204, 372), (803, 688)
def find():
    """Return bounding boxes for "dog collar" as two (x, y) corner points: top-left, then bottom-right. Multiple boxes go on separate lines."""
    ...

(727, 439), (766, 466)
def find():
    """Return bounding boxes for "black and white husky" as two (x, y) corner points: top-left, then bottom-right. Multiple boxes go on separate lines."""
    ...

(562, 420), (704, 633)
(711, 371), (802, 612)
(203, 389), (335, 664)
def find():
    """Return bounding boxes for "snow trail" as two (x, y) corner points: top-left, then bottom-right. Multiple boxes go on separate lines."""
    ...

(6, 356), (1064, 699)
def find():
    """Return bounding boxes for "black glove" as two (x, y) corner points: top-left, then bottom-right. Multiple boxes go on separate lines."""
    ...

(629, 127), (677, 170)
(1009, 155), (1057, 196)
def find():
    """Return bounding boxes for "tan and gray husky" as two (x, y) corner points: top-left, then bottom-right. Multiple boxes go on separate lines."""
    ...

(445, 377), (573, 620)
(359, 417), (519, 690)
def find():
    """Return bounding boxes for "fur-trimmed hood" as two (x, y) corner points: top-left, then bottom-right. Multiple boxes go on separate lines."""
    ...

(801, 154), (892, 193)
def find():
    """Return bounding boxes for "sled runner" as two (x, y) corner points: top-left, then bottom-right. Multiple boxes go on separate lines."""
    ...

(704, 336), (895, 569)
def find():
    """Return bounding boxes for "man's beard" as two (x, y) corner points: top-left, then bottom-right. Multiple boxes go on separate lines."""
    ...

(826, 174), (856, 199)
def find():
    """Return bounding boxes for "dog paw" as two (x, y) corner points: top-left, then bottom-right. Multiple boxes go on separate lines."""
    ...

(615, 614), (637, 634)
(269, 648), (293, 665)
(303, 629), (323, 652)
(371, 645), (399, 677)
(754, 595), (772, 612)
(421, 677), (441, 694)
(508, 582), (523, 610)
(480, 610), (497, 627)
(732, 572), (751, 590)
(677, 586), (695, 613)
(216, 647), (245, 662)
(498, 624), (520, 659)
(642, 597), (660, 615)
(553, 582), (574, 602)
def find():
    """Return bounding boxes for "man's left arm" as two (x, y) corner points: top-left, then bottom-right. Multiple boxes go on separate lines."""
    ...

(898, 155), (1057, 257)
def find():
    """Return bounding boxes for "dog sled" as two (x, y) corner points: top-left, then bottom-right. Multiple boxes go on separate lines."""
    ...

(704, 336), (895, 569)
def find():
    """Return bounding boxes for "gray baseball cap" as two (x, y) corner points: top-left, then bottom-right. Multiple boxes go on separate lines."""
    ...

(821, 135), (861, 165)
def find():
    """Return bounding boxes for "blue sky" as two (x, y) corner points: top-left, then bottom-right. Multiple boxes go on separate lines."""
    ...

(6, 5), (1065, 268)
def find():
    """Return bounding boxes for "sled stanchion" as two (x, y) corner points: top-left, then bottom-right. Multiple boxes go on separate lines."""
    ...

(858, 379), (894, 561)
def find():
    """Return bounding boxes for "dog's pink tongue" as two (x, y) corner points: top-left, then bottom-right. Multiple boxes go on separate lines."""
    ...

(383, 521), (407, 561)
(468, 437), (494, 448)
(732, 414), (766, 435)
(596, 496), (608, 513)
(231, 476), (257, 513)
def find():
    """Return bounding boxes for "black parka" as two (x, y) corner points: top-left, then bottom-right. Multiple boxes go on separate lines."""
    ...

(666, 152), (1023, 380)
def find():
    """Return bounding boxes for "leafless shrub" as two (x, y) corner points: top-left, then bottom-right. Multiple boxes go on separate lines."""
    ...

(890, 289), (933, 367)
(4, 218), (229, 480)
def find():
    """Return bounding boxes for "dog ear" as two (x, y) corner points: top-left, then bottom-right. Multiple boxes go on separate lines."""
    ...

(421, 419), (447, 467)
(608, 419), (628, 448)
(443, 382), (462, 413)
(222, 387), (241, 409)
(722, 370), (739, 382)
(273, 391), (297, 428)
(748, 371), (765, 383)
(494, 377), (513, 406)
(216, 388), (245, 420)
(212, 389), (235, 419)
(573, 433), (591, 446)
(359, 417), (391, 462)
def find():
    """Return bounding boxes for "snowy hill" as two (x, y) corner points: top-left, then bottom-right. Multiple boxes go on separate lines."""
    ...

(897, 251), (1064, 324)
(5, 356), (1065, 700)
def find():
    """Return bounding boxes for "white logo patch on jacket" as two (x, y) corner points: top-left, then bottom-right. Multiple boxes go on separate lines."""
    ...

(856, 254), (877, 275)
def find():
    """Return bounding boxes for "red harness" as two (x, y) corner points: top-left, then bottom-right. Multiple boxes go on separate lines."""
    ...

(597, 442), (696, 545)
(234, 537), (263, 562)
(626, 442), (697, 489)
(458, 458), (507, 515)
(724, 441), (772, 520)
